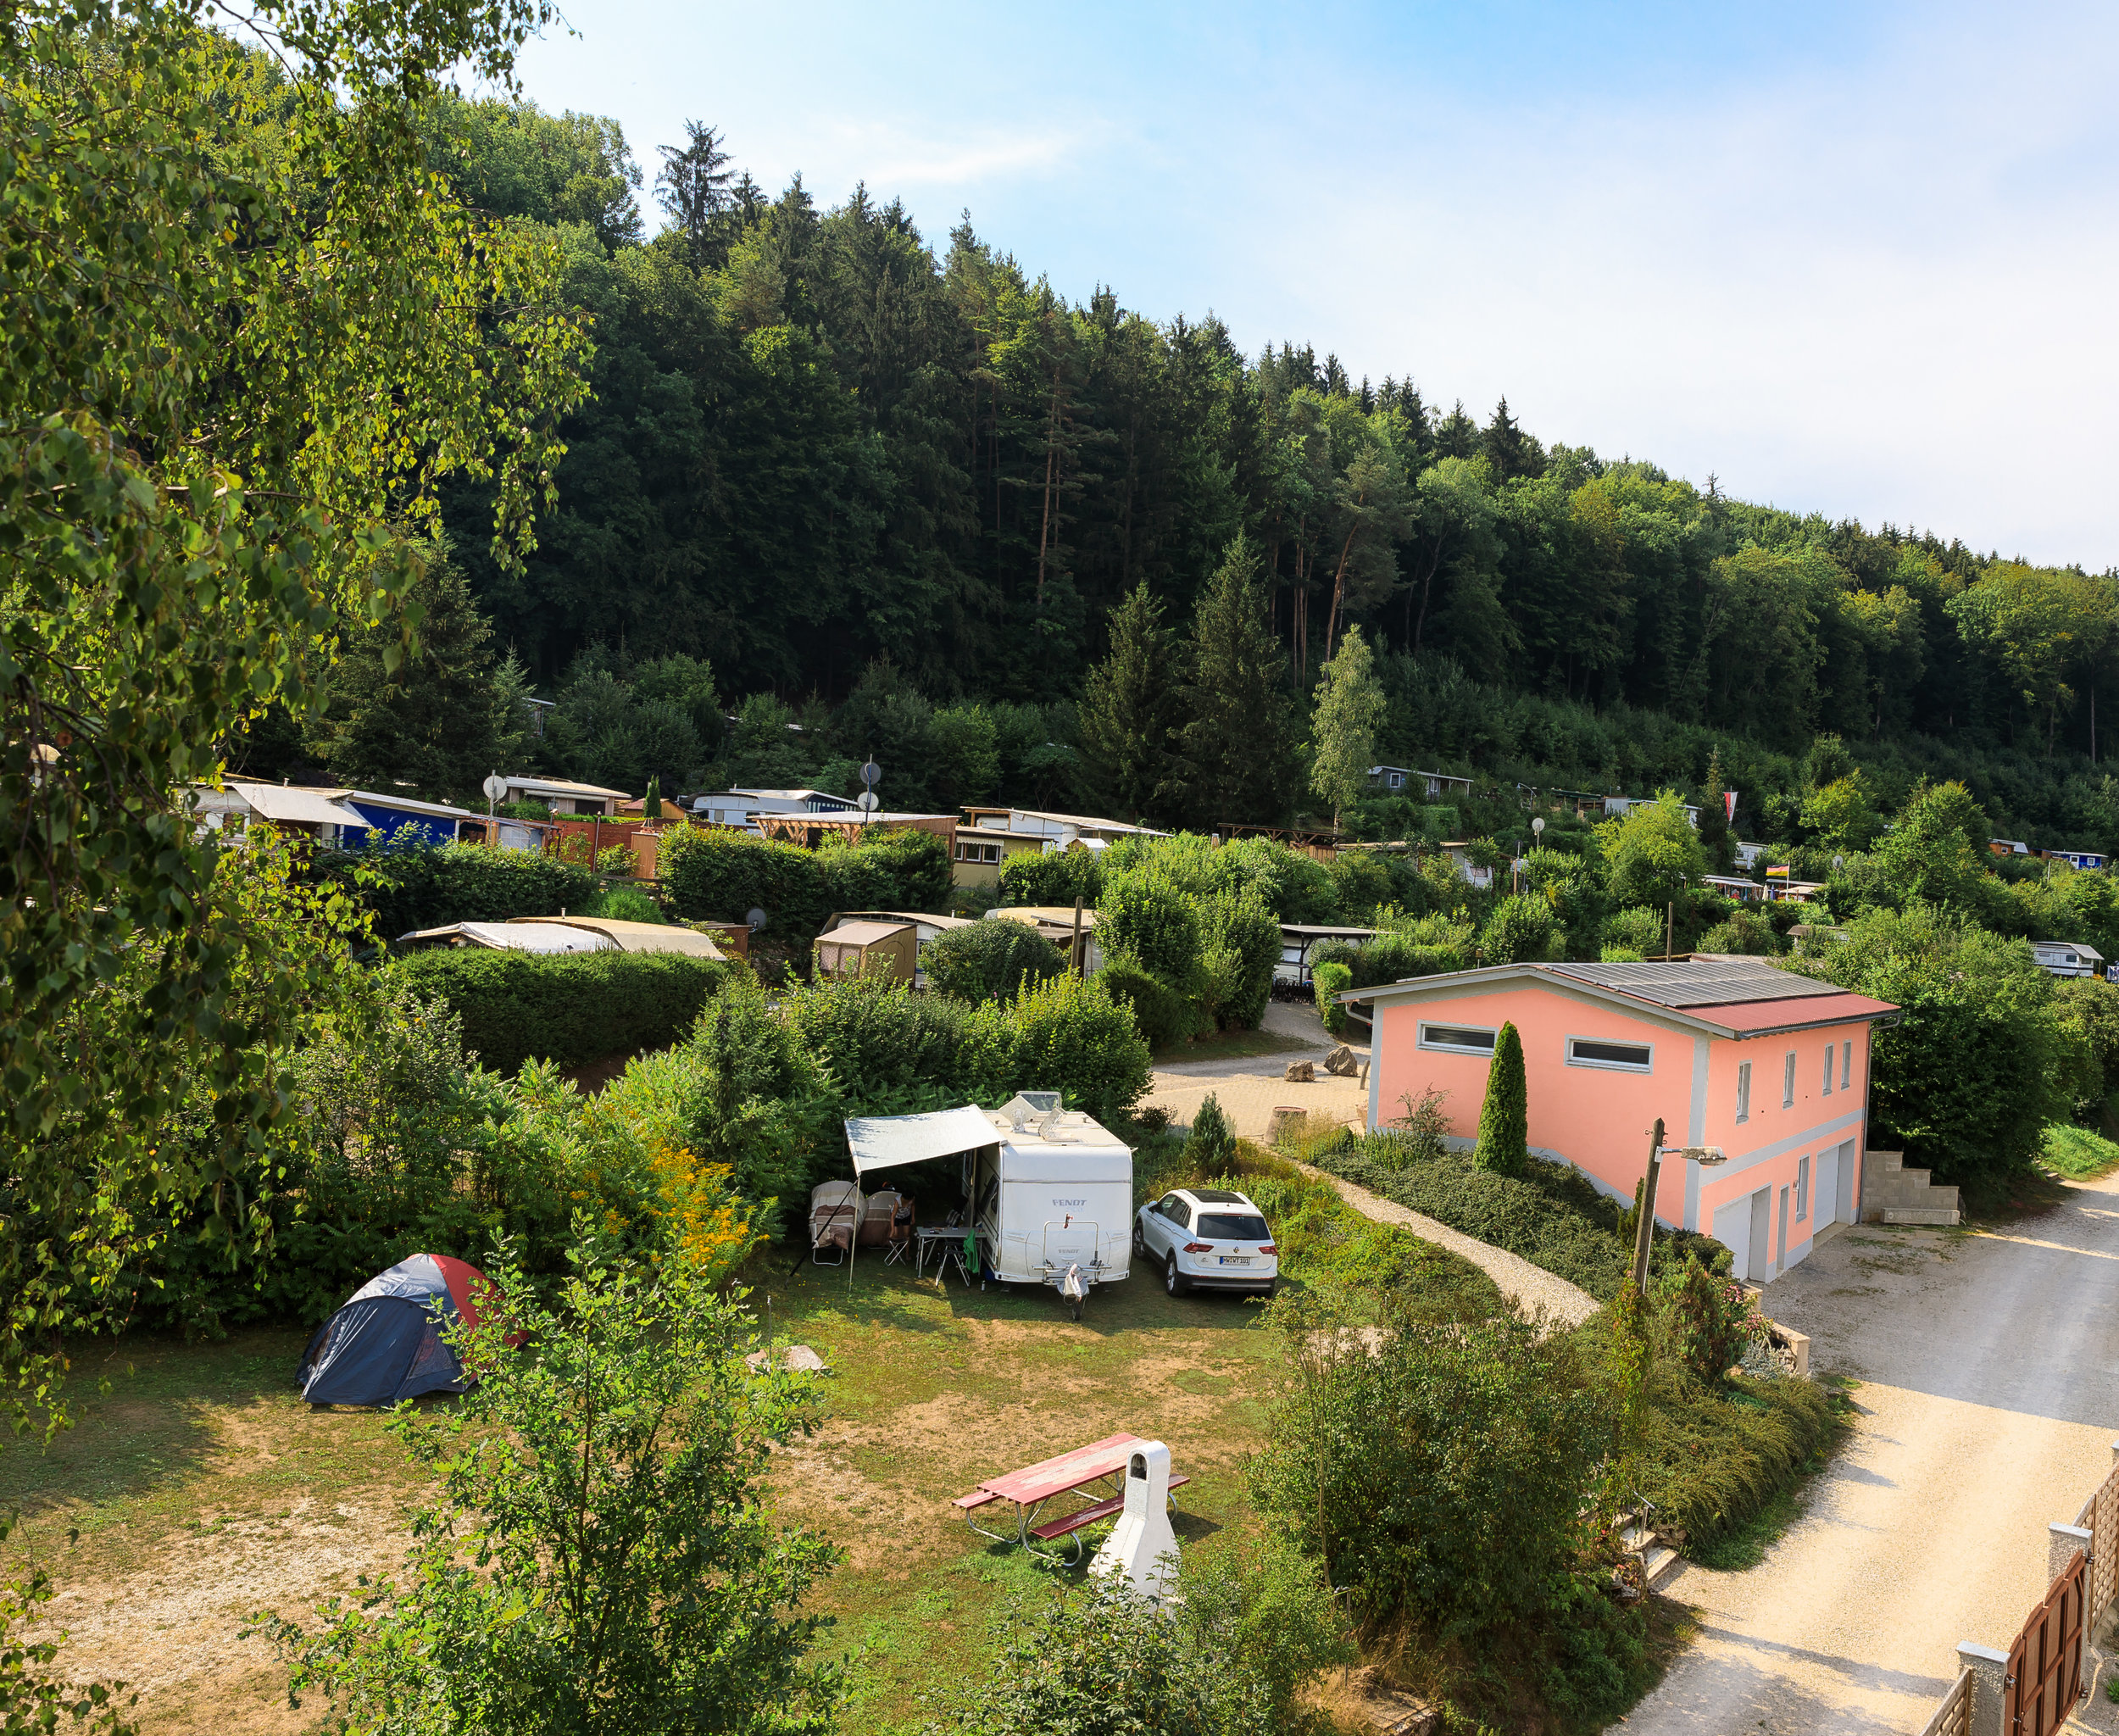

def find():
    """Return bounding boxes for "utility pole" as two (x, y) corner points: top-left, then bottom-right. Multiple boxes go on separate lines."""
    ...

(1071, 893), (1085, 977)
(1631, 1117), (1665, 1290)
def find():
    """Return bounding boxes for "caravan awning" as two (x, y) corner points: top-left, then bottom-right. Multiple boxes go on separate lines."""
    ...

(846, 1105), (998, 1178)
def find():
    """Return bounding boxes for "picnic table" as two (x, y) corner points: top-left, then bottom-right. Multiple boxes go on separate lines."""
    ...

(953, 1432), (1190, 1566)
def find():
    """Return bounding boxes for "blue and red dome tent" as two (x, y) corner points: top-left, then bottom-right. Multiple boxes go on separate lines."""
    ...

(298, 1253), (498, 1407)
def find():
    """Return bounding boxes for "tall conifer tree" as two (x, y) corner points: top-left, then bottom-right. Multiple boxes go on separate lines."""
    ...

(1077, 582), (1175, 822)
(1175, 537), (1299, 827)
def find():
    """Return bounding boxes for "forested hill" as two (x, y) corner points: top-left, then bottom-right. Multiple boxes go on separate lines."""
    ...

(403, 98), (2118, 849)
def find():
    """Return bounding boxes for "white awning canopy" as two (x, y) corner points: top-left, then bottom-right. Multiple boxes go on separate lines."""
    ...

(227, 783), (366, 828)
(399, 921), (615, 954)
(845, 1105), (998, 1177)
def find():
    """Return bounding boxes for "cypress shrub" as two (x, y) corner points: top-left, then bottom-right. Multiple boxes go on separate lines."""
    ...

(1184, 1093), (1235, 1177)
(387, 949), (724, 1075)
(1472, 1021), (1527, 1175)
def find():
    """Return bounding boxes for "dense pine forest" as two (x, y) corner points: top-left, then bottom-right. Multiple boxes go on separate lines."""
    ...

(275, 94), (2118, 850)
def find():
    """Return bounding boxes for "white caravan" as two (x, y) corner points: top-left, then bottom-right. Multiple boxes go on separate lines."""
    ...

(845, 1095), (1134, 1318)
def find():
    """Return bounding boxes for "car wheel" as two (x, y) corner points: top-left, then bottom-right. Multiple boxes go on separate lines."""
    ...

(1132, 1220), (1147, 1259)
(1256, 1279), (1279, 1301)
(1165, 1252), (1187, 1297)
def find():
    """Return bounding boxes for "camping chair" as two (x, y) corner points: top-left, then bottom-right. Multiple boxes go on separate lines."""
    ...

(932, 1231), (972, 1291)
(883, 1196), (915, 1266)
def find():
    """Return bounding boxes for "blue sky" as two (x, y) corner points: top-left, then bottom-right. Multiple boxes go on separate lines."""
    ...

(509, 3), (2119, 569)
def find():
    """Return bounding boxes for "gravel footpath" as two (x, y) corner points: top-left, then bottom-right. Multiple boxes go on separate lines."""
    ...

(1627, 1176), (2119, 1733)
(1294, 1160), (1602, 1327)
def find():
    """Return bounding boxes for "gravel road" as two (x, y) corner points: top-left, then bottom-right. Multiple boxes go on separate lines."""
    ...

(1629, 1174), (2119, 1733)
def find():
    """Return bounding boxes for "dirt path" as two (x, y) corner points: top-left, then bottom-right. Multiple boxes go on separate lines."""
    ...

(1630, 1177), (2119, 1733)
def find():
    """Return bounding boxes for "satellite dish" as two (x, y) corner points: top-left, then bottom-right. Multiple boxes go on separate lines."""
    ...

(481, 772), (508, 803)
(856, 791), (880, 813)
(859, 760), (882, 787)
(745, 907), (767, 933)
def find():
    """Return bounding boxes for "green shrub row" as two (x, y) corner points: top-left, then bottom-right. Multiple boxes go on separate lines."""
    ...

(320, 841), (598, 938)
(785, 972), (1151, 1126)
(661, 825), (950, 946)
(388, 949), (725, 1075)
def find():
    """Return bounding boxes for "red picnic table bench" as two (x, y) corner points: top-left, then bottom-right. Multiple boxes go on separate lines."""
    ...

(953, 1432), (1190, 1566)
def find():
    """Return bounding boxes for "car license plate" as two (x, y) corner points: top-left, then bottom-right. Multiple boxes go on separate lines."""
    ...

(1218, 1256), (1252, 1266)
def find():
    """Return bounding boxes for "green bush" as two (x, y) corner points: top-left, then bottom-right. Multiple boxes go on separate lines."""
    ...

(923, 919), (1066, 1003)
(820, 826), (952, 916)
(388, 949), (725, 1075)
(1481, 893), (1559, 965)
(1602, 904), (1666, 957)
(1313, 960), (1353, 1035)
(325, 843), (598, 938)
(580, 884), (666, 924)
(1472, 1021), (1528, 1175)
(1696, 907), (1781, 955)
(1099, 960), (1197, 1050)
(1250, 1305), (1600, 1634)
(998, 848), (1103, 907)
(1196, 887), (1280, 1030)
(926, 1577), (1254, 1736)
(1005, 973), (1153, 1125)
(786, 976), (998, 1109)
(1630, 1360), (1839, 1555)
(1097, 866), (1201, 984)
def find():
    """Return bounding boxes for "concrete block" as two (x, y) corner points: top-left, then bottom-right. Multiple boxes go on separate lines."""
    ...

(2049, 1521), (2092, 1584)
(1954, 1641), (2007, 1736)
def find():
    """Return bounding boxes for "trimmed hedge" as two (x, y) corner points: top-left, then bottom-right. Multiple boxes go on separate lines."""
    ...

(323, 843), (598, 938)
(998, 849), (1103, 906)
(387, 949), (724, 1075)
(661, 825), (952, 947)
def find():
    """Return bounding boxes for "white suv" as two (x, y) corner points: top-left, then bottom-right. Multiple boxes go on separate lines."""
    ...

(1134, 1186), (1279, 1299)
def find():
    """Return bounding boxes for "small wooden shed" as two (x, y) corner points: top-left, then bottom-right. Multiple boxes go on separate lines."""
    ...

(814, 919), (917, 984)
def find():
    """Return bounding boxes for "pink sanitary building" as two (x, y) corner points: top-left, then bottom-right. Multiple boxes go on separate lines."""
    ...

(1343, 959), (1899, 1283)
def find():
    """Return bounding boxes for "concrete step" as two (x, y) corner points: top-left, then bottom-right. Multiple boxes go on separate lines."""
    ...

(1879, 1205), (1960, 1226)
(1642, 1544), (1682, 1589)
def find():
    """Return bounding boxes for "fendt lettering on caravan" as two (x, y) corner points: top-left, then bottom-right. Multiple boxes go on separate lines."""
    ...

(844, 1094), (1135, 1319)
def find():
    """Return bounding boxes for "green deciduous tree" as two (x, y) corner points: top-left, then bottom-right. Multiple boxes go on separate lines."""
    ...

(1472, 1021), (1528, 1175)
(262, 1234), (844, 1733)
(1308, 624), (1387, 829)
(1599, 792), (1707, 915)
(2, 0), (588, 1419)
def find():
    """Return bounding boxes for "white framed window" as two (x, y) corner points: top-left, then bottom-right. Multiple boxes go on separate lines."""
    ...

(1794, 1154), (1810, 1221)
(1783, 1051), (1796, 1108)
(1736, 1060), (1752, 1123)
(1841, 1040), (1852, 1091)
(1821, 1044), (1834, 1096)
(1420, 1023), (1497, 1055)
(1567, 1036), (1654, 1072)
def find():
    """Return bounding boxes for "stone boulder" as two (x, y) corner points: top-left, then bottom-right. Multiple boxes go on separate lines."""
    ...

(1323, 1043), (1360, 1077)
(1283, 1060), (1315, 1082)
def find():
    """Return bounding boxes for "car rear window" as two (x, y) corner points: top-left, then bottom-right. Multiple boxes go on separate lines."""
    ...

(1196, 1213), (1270, 1242)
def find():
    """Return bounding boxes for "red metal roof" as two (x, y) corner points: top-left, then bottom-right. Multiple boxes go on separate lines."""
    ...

(1690, 990), (1899, 1034)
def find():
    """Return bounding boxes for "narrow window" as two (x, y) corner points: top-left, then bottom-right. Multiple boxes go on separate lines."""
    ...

(1795, 1155), (1810, 1221)
(1841, 1040), (1852, 1091)
(1568, 1037), (1653, 1072)
(1736, 1060), (1752, 1123)
(1420, 1023), (1497, 1055)
(1821, 1044), (1833, 1096)
(1783, 1051), (1796, 1108)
